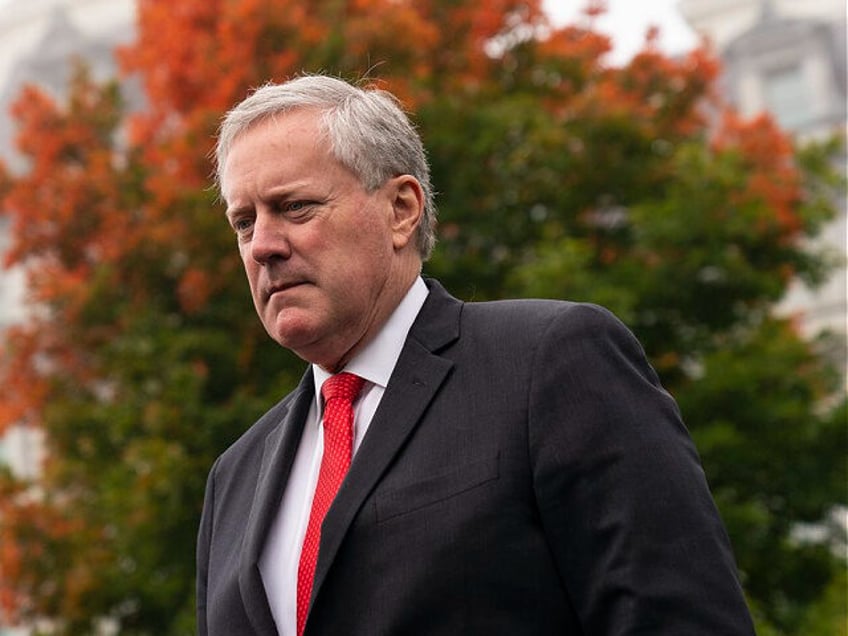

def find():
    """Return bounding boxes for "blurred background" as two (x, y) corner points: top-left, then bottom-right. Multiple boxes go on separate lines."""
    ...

(0, 0), (845, 634)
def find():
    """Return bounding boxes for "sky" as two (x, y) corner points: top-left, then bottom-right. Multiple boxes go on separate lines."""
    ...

(542, 0), (699, 64)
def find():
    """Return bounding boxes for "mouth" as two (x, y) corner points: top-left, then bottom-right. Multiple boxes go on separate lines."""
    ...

(264, 280), (308, 302)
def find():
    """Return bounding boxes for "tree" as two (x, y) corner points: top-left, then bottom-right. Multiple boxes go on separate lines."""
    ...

(0, 1), (844, 633)
(0, 65), (299, 633)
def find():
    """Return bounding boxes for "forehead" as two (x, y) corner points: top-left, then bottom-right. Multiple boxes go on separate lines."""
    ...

(220, 110), (332, 198)
(231, 108), (326, 159)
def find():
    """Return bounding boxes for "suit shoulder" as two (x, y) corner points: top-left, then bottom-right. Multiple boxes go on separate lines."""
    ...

(452, 299), (639, 369)
(464, 297), (626, 337)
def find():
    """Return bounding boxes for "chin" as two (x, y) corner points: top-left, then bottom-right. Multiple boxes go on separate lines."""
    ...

(268, 318), (319, 353)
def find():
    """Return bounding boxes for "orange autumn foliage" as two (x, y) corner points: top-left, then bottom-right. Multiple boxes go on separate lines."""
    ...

(712, 111), (803, 237)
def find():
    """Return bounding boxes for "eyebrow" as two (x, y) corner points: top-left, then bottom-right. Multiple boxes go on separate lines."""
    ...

(223, 180), (319, 220)
(225, 203), (253, 221)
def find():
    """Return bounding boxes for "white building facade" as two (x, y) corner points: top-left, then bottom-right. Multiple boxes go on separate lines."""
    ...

(680, 0), (847, 342)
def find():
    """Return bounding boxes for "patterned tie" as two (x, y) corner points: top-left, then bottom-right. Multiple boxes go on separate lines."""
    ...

(296, 372), (365, 636)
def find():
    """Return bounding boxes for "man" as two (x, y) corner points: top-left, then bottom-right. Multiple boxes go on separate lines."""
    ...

(198, 74), (755, 635)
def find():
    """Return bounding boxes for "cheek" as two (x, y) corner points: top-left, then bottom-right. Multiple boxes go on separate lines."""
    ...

(241, 259), (262, 302)
(238, 245), (252, 275)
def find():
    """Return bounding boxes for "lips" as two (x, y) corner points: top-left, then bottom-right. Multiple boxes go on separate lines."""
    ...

(263, 280), (307, 302)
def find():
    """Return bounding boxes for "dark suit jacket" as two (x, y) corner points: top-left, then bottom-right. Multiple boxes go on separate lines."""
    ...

(197, 279), (755, 635)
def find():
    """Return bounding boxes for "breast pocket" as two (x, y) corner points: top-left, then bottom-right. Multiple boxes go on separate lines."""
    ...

(375, 455), (499, 523)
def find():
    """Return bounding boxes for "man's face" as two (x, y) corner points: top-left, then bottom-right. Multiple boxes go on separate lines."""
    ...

(220, 109), (415, 370)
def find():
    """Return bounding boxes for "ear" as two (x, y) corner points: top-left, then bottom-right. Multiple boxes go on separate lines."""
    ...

(387, 175), (424, 251)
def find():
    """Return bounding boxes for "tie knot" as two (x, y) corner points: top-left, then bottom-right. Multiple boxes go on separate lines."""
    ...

(322, 372), (365, 403)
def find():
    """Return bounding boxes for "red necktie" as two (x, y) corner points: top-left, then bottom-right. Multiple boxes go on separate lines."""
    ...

(296, 372), (365, 636)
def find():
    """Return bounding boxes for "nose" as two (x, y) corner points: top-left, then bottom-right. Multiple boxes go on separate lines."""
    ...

(249, 210), (291, 265)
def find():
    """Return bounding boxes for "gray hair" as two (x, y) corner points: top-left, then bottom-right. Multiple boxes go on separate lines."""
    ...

(215, 75), (437, 260)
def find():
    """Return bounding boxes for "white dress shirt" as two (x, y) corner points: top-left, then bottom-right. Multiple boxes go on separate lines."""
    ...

(259, 277), (429, 635)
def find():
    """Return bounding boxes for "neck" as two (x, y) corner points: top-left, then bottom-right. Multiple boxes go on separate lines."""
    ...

(317, 260), (421, 373)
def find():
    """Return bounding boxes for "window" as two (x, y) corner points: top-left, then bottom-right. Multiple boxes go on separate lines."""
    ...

(763, 64), (811, 130)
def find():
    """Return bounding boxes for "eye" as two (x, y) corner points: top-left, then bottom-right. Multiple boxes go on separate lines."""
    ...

(229, 215), (254, 240)
(280, 200), (317, 221)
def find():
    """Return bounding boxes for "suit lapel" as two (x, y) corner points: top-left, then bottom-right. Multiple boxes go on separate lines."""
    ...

(308, 280), (462, 611)
(239, 369), (315, 635)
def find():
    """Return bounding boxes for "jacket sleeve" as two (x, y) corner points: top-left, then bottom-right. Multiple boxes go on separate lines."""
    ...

(529, 303), (755, 634)
(196, 456), (219, 636)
